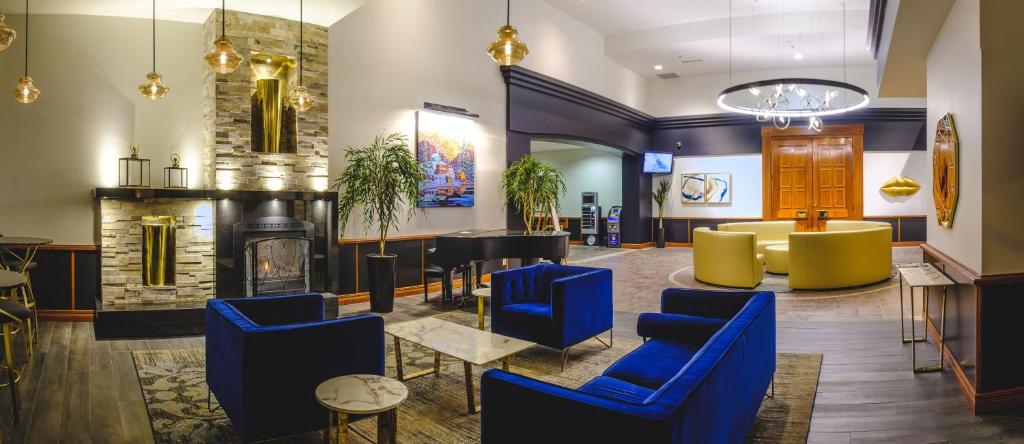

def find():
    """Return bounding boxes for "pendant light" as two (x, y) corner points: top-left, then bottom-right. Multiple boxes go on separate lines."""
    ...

(0, 14), (16, 51)
(203, 0), (242, 73)
(288, 0), (315, 112)
(11, 0), (38, 103)
(487, 0), (529, 66)
(139, 0), (169, 100)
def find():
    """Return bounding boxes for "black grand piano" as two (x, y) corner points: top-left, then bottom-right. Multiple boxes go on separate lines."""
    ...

(426, 229), (571, 304)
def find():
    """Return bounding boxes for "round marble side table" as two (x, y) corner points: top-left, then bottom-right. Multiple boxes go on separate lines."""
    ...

(315, 374), (408, 444)
(471, 287), (491, 330)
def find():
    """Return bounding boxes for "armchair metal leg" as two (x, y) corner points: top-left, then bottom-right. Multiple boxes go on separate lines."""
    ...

(593, 329), (613, 348)
(560, 347), (570, 372)
(766, 376), (775, 399)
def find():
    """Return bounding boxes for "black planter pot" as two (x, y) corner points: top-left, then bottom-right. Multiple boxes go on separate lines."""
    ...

(366, 254), (397, 313)
(656, 226), (666, 248)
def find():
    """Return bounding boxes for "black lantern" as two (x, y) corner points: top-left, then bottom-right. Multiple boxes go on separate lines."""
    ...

(119, 144), (151, 188)
(164, 154), (188, 189)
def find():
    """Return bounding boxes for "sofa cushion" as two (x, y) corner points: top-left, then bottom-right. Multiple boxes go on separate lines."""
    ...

(577, 376), (655, 404)
(603, 338), (700, 390)
(636, 313), (727, 345)
(502, 302), (552, 318)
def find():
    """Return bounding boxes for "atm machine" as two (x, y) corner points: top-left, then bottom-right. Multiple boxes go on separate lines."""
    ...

(581, 192), (601, 246)
(606, 206), (622, 248)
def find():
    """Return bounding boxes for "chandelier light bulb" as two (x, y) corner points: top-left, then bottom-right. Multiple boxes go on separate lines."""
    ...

(139, 71), (169, 100)
(204, 36), (242, 73)
(12, 75), (39, 103)
(0, 15), (15, 51)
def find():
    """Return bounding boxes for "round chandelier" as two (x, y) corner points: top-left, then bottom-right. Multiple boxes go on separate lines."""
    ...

(717, 1), (866, 131)
(717, 78), (869, 131)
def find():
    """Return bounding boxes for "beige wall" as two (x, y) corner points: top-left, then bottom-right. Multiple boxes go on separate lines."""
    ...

(979, 0), (1024, 275)
(532, 147), (623, 218)
(327, 0), (647, 239)
(0, 14), (204, 245)
(925, 0), (983, 273)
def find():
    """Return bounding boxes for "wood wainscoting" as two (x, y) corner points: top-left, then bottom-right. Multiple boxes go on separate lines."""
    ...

(648, 215), (926, 246)
(5, 244), (99, 321)
(922, 244), (1024, 414)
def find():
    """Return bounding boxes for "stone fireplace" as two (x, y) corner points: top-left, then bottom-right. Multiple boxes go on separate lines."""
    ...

(233, 216), (314, 296)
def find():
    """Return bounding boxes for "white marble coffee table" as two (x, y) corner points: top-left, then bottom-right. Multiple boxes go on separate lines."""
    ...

(315, 374), (408, 444)
(385, 317), (535, 414)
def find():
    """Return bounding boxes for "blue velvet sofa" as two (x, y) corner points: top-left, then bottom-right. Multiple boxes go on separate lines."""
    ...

(481, 288), (775, 443)
(206, 293), (384, 443)
(490, 264), (613, 366)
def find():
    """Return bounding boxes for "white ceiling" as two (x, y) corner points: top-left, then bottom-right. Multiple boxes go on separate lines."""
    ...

(543, 0), (875, 79)
(0, 0), (365, 27)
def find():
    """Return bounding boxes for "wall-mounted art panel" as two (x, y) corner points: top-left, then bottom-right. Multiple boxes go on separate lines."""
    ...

(932, 113), (959, 228)
(705, 173), (732, 204)
(416, 111), (476, 208)
(680, 173), (705, 204)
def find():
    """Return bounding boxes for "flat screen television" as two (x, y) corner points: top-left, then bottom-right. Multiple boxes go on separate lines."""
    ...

(642, 152), (673, 174)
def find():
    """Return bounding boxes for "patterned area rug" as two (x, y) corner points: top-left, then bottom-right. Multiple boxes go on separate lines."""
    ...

(133, 312), (821, 443)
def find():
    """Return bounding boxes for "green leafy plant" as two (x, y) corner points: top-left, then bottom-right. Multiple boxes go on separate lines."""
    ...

(501, 155), (567, 233)
(332, 133), (426, 255)
(652, 177), (671, 229)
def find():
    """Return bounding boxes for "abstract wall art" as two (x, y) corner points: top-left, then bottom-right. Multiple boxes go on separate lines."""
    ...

(416, 111), (476, 208)
(680, 173), (705, 204)
(704, 173), (732, 204)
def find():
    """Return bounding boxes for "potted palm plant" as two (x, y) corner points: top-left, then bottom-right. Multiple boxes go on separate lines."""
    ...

(652, 177), (671, 248)
(501, 155), (567, 233)
(333, 132), (425, 313)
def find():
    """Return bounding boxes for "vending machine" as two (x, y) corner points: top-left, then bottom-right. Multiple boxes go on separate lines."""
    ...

(606, 206), (622, 248)
(581, 192), (601, 246)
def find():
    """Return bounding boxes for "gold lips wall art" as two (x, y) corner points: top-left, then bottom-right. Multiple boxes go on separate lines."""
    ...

(880, 176), (921, 197)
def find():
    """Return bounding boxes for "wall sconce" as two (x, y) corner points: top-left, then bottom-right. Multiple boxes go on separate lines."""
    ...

(309, 175), (328, 192)
(119, 144), (151, 188)
(164, 154), (189, 189)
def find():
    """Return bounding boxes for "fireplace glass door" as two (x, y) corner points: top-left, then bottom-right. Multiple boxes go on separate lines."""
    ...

(243, 236), (311, 297)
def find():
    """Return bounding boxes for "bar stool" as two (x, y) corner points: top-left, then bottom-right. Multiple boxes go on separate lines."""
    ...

(0, 293), (31, 426)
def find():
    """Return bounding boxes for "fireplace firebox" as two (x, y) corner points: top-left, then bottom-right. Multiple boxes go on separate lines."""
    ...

(233, 216), (314, 297)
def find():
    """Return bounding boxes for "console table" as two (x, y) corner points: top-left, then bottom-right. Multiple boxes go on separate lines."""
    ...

(896, 263), (954, 373)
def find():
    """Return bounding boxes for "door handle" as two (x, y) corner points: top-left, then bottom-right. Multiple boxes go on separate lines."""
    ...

(818, 210), (829, 219)
(795, 210), (808, 219)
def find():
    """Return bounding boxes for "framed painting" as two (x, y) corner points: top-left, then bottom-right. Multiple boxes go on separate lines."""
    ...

(704, 173), (732, 204)
(415, 111), (476, 208)
(680, 173), (705, 204)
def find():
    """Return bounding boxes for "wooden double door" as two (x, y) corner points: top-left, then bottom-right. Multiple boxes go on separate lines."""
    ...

(762, 125), (863, 231)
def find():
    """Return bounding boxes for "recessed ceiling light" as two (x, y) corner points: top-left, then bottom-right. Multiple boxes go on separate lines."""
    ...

(654, 65), (663, 70)
(793, 53), (804, 60)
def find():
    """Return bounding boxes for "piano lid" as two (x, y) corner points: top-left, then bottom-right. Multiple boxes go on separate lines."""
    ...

(437, 229), (571, 238)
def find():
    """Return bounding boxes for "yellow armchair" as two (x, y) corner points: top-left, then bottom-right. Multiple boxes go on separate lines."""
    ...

(719, 221), (796, 254)
(788, 227), (893, 289)
(693, 227), (765, 288)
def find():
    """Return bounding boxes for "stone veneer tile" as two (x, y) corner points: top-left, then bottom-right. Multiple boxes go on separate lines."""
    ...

(202, 10), (329, 192)
(99, 200), (216, 305)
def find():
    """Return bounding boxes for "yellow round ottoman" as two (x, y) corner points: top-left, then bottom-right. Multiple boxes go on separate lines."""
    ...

(765, 244), (789, 274)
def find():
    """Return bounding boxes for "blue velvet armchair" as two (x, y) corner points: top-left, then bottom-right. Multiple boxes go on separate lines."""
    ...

(481, 289), (776, 443)
(206, 293), (385, 443)
(491, 264), (613, 369)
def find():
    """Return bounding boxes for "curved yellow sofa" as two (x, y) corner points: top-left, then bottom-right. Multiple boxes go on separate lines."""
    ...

(788, 225), (893, 289)
(693, 227), (765, 288)
(718, 221), (796, 254)
(824, 220), (891, 232)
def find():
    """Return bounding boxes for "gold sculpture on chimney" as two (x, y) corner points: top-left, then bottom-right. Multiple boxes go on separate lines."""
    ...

(250, 52), (298, 154)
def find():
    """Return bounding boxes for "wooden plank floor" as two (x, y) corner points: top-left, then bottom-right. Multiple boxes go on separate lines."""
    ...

(1, 318), (1022, 443)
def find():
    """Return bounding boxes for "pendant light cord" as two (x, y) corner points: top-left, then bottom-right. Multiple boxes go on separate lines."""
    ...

(727, 0), (732, 86)
(221, 0), (226, 38)
(506, 0), (510, 26)
(152, 0), (156, 72)
(23, 0), (28, 76)
(298, 0), (304, 86)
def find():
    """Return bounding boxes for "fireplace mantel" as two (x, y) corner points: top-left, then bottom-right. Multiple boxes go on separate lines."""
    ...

(93, 187), (336, 201)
